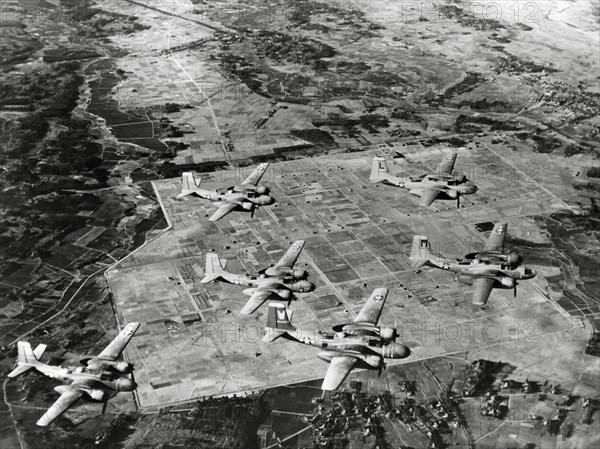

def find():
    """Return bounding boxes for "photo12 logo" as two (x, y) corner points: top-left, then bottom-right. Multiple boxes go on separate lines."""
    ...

(400, 2), (540, 25)
(397, 321), (540, 344)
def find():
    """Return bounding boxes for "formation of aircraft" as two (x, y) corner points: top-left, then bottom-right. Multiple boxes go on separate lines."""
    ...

(409, 222), (537, 305)
(176, 162), (274, 221)
(370, 153), (477, 207)
(8, 322), (140, 426)
(7, 157), (544, 428)
(263, 288), (411, 390)
(201, 240), (315, 314)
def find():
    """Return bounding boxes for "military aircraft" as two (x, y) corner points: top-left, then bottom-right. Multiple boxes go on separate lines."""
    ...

(409, 223), (537, 305)
(176, 162), (274, 221)
(370, 153), (477, 207)
(263, 288), (411, 391)
(201, 240), (315, 314)
(8, 322), (140, 426)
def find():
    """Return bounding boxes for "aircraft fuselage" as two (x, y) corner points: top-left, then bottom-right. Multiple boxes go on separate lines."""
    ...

(188, 188), (274, 206)
(219, 273), (315, 293)
(384, 175), (477, 196)
(285, 329), (410, 361)
(428, 257), (537, 285)
(32, 364), (136, 392)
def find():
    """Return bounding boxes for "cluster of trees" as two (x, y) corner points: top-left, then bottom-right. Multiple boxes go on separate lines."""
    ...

(178, 396), (270, 449)
(252, 30), (335, 64)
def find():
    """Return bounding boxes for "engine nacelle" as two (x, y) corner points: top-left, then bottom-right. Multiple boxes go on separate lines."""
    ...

(89, 389), (105, 401)
(456, 274), (474, 285)
(381, 344), (410, 359)
(115, 378), (136, 392)
(498, 277), (516, 288)
(79, 357), (94, 367)
(54, 386), (72, 395)
(457, 183), (477, 194)
(516, 266), (537, 279)
(317, 351), (333, 363)
(256, 195), (275, 205)
(363, 355), (382, 369)
(82, 358), (134, 373)
(293, 269), (308, 280)
(505, 253), (522, 266)
(455, 174), (467, 183)
(115, 362), (134, 373)
(379, 327), (396, 342)
(446, 189), (458, 198)
(289, 280), (315, 293)
(256, 185), (269, 195)
(242, 202), (254, 211)
(276, 289), (292, 300)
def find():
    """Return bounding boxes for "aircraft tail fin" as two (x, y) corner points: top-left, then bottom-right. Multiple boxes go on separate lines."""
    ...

(410, 235), (434, 268)
(201, 253), (227, 283)
(370, 157), (389, 183)
(262, 303), (296, 342)
(176, 172), (201, 199)
(8, 342), (41, 378)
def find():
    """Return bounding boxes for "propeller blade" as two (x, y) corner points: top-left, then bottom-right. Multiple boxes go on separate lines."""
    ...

(514, 283), (517, 298)
(101, 400), (108, 415)
(250, 206), (255, 218)
(378, 358), (386, 377)
(457, 194), (460, 209)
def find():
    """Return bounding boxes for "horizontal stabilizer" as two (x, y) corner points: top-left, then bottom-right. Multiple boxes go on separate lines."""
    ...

(263, 303), (295, 341)
(202, 253), (227, 283)
(410, 235), (433, 268)
(8, 365), (34, 378)
(176, 172), (201, 199)
(8, 341), (40, 378)
(201, 274), (224, 283)
(370, 157), (389, 183)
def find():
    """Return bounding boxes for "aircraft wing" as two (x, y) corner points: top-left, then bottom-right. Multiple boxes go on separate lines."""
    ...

(209, 203), (238, 221)
(418, 189), (441, 207)
(472, 277), (495, 306)
(321, 354), (358, 391)
(241, 163), (269, 186)
(240, 289), (274, 314)
(436, 153), (457, 174)
(483, 222), (507, 252)
(36, 387), (84, 426)
(96, 322), (140, 362)
(353, 288), (389, 325)
(274, 240), (305, 268)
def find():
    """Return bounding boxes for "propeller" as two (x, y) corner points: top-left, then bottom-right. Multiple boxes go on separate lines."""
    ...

(514, 281), (518, 298)
(101, 400), (108, 415)
(457, 194), (460, 209)
(250, 204), (255, 218)
(378, 358), (387, 377)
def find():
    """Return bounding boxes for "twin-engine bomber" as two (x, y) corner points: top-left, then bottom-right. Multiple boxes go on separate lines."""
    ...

(8, 323), (140, 426)
(176, 162), (275, 221)
(410, 223), (537, 305)
(263, 288), (411, 391)
(201, 240), (315, 314)
(370, 153), (477, 207)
